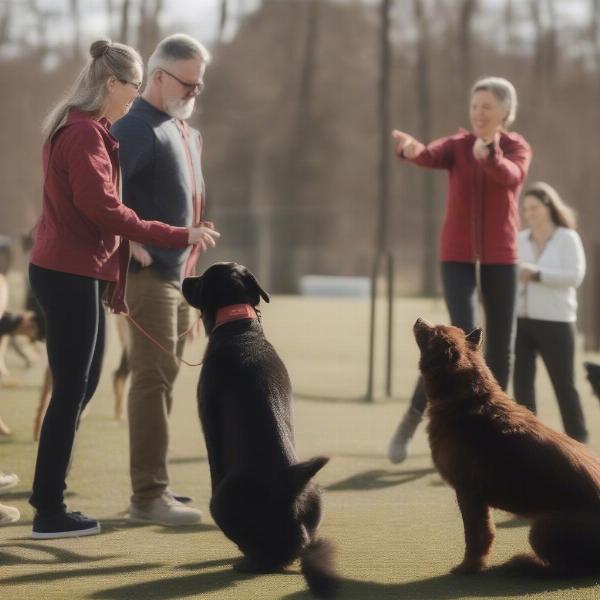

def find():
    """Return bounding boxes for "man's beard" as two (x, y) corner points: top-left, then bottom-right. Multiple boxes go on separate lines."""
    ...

(164, 96), (195, 120)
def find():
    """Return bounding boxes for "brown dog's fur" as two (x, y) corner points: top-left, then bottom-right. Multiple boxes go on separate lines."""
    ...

(414, 317), (600, 576)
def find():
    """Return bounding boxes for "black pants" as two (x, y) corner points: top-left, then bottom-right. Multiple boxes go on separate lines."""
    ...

(29, 264), (106, 514)
(409, 262), (517, 414)
(513, 317), (587, 442)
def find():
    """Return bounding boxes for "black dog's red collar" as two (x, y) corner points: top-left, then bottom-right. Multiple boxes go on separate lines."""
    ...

(213, 304), (258, 332)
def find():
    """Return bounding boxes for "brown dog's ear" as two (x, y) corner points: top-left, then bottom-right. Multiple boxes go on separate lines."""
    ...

(182, 276), (204, 309)
(243, 268), (270, 304)
(466, 327), (483, 348)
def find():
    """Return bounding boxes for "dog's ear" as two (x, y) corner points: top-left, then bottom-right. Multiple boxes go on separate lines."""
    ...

(242, 268), (270, 304)
(283, 457), (329, 498)
(182, 276), (204, 309)
(466, 327), (483, 349)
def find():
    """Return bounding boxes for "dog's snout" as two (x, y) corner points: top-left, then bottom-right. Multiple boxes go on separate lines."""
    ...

(414, 317), (433, 331)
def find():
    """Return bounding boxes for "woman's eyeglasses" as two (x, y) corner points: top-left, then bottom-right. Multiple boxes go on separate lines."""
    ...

(119, 79), (143, 92)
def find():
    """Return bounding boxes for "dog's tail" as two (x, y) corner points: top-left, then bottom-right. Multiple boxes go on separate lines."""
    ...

(504, 553), (553, 577)
(506, 512), (600, 577)
(504, 552), (599, 578)
(300, 537), (340, 598)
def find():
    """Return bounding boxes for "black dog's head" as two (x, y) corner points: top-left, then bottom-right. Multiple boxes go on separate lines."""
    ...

(182, 262), (270, 334)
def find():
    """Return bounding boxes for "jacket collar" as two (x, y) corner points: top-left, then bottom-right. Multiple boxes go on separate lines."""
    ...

(64, 109), (118, 150)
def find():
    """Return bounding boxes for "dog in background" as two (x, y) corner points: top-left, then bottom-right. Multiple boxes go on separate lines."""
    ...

(183, 262), (338, 598)
(584, 361), (600, 403)
(414, 317), (600, 576)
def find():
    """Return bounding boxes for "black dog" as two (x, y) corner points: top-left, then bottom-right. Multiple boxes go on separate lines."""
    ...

(182, 262), (338, 598)
(584, 362), (600, 402)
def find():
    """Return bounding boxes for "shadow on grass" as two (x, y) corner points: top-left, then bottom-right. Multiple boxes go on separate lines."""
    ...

(294, 392), (368, 404)
(0, 542), (120, 565)
(496, 517), (529, 529)
(326, 467), (436, 492)
(93, 518), (156, 534)
(168, 456), (207, 465)
(0, 489), (75, 501)
(0, 563), (162, 585)
(429, 477), (447, 487)
(177, 557), (237, 571)
(333, 451), (433, 461)
(97, 518), (218, 535)
(281, 566), (600, 600)
(0, 490), (32, 500)
(157, 523), (218, 534)
(88, 568), (267, 599)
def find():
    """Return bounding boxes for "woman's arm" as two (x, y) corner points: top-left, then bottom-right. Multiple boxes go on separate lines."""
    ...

(477, 135), (532, 187)
(65, 125), (189, 248)
(392, 130), (454, 170)
(523, 231), (586, 289)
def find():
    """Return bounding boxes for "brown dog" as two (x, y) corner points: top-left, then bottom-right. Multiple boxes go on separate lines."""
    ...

(414, 317), (600, 576)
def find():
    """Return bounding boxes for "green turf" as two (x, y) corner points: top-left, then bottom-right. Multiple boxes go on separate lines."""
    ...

(1, 295), (600, 599)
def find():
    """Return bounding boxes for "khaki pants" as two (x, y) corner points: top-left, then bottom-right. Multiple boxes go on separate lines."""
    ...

(126, 269), (191, 505)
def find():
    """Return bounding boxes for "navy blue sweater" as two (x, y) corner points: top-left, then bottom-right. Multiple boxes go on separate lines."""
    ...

(112, 98), (204, 281)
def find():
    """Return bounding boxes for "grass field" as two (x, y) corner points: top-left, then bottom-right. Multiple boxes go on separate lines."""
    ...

(1, 294), (600, 599)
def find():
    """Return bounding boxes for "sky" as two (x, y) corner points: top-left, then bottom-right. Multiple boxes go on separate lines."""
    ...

(2, 0), (260, 59)
(0, 0), (591, 62)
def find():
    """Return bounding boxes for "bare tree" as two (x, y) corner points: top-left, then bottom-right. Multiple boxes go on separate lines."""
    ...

(503, 0), (516, 50)
(137, 0), (163, 59)
(271, 0), (321, 293)
(530, 0), (558, 99)
(70, 0), (82, 60)
(0, 2), (11, 47)
(545, 0), (558, 78)
(413, 0), (436, 296)
(218, 0), (229, 42)
(592, 0), (600, 69)
(28, 0), (47, 53)
(120, 0), (131, 44)
(458, 0), (479, 92)
(376, 0), (392, 255)
(105, 0), (116, 39)
(367, 0), (395, 401)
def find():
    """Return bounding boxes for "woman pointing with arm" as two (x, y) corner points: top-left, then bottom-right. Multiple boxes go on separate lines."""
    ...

(388, 77), (532, 463)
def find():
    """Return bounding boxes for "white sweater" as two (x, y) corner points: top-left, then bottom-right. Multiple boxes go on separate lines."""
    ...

(517, 227), (586, 322)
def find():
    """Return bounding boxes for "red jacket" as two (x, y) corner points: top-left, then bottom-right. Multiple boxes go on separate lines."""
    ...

(31, 110), (189, 313)
(406, 129), (532, 264)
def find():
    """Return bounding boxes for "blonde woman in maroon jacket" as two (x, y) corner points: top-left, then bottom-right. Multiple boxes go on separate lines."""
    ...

(388, 76), (532, 463)
(28, 39), (219, 539)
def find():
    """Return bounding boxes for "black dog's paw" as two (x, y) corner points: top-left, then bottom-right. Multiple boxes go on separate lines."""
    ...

(584, 362), (600, 399)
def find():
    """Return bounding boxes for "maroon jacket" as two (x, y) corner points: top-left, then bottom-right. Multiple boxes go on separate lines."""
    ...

(406, 129), (532, 264)
(31, 110), (189, 313)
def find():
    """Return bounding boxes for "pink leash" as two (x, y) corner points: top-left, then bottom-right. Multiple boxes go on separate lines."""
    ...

(122, 304), (258, 368)
(124, 312), (204, 367)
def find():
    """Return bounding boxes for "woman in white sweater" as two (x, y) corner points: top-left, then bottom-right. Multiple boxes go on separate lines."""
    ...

(514, 181), (588, 441)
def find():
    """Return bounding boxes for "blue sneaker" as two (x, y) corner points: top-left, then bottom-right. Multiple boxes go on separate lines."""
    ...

(32, 510), (101, 539)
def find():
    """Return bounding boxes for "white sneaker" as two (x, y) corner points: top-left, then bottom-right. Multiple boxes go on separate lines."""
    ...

(0, 473), (19, 495)
(129, 493), (202, 526)
(388, 408), (423, 464)
(0, 503), (20, 525)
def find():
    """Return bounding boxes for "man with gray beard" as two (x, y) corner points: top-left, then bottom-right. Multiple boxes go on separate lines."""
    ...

(112, 34), (214, 525)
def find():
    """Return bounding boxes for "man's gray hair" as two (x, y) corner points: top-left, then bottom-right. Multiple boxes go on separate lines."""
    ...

(471, 76), (518, 128)
(148, 33), (211, 74)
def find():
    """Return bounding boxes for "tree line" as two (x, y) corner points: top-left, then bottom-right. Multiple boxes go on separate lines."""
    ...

(2, 0), (600, 344)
